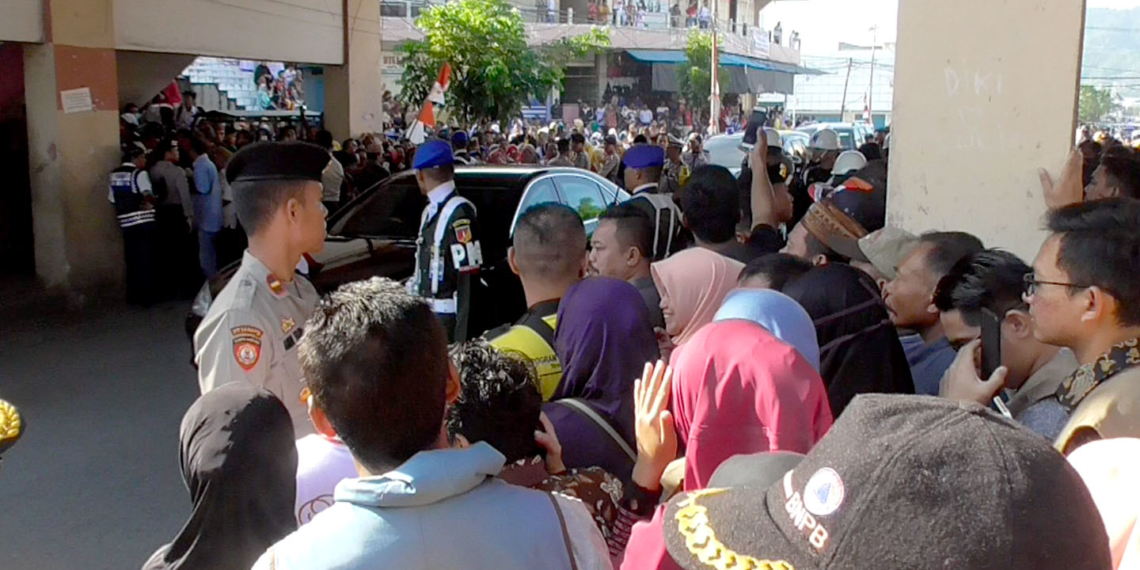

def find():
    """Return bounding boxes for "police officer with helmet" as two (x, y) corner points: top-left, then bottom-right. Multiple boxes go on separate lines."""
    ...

(787, 127), (841, 225)
(408, 139), (483, 342)
(193, 141), (330, 436)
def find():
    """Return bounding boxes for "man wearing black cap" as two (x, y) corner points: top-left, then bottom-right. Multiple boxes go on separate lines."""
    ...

(408, 139), (482, 343)
(193, 141), (331, 435)
(108, 146), (157, 305)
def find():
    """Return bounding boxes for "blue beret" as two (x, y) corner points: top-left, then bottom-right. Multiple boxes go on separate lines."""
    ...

(622, 144), (665, 169)
(413, 140), (455, 170)
(451, 131), (469, 147)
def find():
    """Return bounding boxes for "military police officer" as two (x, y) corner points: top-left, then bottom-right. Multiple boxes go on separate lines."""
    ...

(408, 139), (482, 342)
(193, 141), (330, 435)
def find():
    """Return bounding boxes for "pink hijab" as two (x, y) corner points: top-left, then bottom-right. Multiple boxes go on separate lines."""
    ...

(650, 248), (744, 347)
(1068, 438), (1140, 570)
(620, 321), (833, 569)
(671, 320), (833, 490)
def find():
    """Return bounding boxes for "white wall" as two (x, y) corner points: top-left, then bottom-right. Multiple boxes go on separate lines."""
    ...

(887, 0), (1085, 262)
(1, 0), (44, 43)
(114, 0), (345, 64)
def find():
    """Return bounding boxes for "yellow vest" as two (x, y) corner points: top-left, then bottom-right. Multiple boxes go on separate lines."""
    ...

(488, 313), (562, 401)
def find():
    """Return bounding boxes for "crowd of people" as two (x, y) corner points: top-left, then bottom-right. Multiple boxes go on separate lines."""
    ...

(110, 93), (429, 304)
(254, 65), (305, 111)
(120, 85), (1140, 570)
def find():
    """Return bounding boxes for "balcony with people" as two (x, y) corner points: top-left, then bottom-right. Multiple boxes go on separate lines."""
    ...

(379, 0), (802, 65)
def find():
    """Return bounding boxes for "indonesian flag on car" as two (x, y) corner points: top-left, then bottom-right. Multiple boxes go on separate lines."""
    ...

(427, 62), (451, 106)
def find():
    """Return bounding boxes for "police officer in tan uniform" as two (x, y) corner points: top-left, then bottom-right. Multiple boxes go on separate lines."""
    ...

(193, 142), (330, 435)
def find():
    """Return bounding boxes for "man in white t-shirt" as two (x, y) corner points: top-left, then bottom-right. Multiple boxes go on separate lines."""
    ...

(639, 106), (653, 125)
(294, 392), (360, 525)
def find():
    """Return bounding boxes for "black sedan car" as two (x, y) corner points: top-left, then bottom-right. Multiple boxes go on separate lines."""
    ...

(187, 165), (629, 350)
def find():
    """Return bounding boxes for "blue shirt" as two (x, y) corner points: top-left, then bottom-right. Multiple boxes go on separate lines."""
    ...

(191, 154), (223, 233)
(900, 333), (957, 396)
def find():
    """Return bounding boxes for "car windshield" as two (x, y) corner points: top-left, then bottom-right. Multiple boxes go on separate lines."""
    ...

(834, 128), (857, 149)
(705, 135), (745, 170)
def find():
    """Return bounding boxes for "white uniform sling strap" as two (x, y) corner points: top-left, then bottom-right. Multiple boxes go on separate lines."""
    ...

(431, 195), (476, 297)
(637, 193), (679, 258)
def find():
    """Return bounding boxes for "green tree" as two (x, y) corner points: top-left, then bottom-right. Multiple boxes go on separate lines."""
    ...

(1079, 85), (1118, 123)
(677, 30), (730, 124)
(398, 0), (609, 125)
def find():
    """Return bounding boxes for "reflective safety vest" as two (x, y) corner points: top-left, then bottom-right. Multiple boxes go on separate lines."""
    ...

(108, 164), (156, 228)
(486, 300), (562, 400)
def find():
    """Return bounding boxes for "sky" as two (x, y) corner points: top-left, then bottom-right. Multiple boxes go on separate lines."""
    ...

(761, 0), (1140, 56)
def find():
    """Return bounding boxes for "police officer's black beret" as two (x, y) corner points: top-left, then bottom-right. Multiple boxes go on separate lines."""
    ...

(226, 141), (331, 185)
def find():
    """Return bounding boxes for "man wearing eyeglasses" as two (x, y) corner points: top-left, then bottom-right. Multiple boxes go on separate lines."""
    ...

(935, 250), (1079, 440)
(1019, 198), (1140, 455)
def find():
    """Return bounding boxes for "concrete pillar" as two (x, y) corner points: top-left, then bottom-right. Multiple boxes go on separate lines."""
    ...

(886, 0), (1086, 262)
(24, 0), (124, 294)
(325, 0), (386, 140)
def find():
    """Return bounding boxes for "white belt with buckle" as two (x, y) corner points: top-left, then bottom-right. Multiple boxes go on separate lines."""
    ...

(427, 297), (457, 314)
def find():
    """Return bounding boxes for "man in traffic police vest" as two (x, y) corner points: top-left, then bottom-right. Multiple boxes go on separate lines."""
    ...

(108, 146), (157, 306)
(409, 139), (482, 342)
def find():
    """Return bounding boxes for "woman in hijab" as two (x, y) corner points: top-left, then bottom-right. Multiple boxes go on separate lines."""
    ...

(620, 320), (833, 570)
(142, 383), (298, 570)
(545, 277), (661, 482)
(714, 288), (821, 372)
(783, 263), (914, 417)
(651, 248), (744, 351)
(1068, 438), (1140, 570)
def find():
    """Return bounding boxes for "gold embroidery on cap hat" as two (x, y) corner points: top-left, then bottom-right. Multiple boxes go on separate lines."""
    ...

(674, 489), (796, 570)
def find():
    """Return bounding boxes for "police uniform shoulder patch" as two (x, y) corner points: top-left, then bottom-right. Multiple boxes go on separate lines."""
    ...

(453, 219), (473, 244)
(232, 325), (264, 372)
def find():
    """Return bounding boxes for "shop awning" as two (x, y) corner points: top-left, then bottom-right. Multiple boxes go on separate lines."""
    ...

(624, 49), (822, 75)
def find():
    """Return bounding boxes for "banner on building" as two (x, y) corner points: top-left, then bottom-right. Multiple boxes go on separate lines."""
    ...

(751, 29), (771, 59)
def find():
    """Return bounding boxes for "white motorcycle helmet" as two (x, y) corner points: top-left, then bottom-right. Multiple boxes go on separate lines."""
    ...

(831, 150), (868, 176)
(810, 128), (840, 151)
(763, 127), (783, 150)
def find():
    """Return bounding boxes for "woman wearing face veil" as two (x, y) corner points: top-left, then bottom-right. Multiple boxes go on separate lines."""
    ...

(141, 383), (298, 570)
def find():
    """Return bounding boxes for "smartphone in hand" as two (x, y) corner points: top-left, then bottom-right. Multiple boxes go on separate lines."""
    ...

(980, 308), (1002, 380)
(740, 109), (768, 150)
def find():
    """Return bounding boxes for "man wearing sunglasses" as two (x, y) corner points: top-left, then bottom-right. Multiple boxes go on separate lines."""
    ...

(935, 250), (1079, 440)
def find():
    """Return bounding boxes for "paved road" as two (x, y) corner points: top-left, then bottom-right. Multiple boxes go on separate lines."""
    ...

(0, 301), (201, 570)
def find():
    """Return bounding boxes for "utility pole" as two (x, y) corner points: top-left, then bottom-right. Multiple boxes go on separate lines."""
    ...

(839, 57), (853, 121)
(868, 25), (878, 126)
(709, 0), (721, 135)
